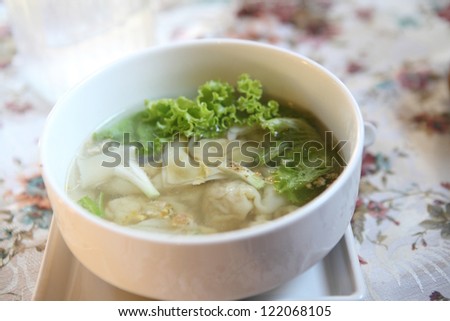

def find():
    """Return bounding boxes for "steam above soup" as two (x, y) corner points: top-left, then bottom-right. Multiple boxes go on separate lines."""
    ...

(67, 74), (344, 234)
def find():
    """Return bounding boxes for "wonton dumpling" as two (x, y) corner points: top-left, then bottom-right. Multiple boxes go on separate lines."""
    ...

(191, 138), (256, 166)
(161, 145), (225, 188)
(105, 195), (148, 224)
(105, 195), (172, 225)
(256, 185), (293, 217)
(77, 144), (159, 198)
(201, 180), (261, 231)
(190, 138), (228, 165)
(99, 177), (141, 195)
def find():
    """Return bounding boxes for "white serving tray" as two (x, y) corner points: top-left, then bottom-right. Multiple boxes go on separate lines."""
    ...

(33, 218), (365, 301)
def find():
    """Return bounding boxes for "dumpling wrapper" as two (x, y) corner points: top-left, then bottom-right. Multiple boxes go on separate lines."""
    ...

(77, 144), (159, 198)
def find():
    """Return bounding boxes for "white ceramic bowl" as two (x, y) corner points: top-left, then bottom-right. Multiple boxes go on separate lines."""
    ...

(40, 39), (364, 300)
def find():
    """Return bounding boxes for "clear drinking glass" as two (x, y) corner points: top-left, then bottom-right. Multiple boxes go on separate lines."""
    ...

(5, 0), (156, 102)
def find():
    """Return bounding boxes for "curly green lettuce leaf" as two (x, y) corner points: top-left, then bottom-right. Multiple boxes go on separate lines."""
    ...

(236, 74), (280, 126)
(145, 96), (217, 139)
(92, 74), (280, 156)
(196, 78), (239, 132)
(142, 73), (280, 142)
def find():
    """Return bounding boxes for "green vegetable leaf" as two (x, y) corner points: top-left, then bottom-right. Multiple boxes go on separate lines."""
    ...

(92, 74), (281, 156)
(265, 117), (342, 205)
(93, 111), (161, 154)
(78, 193), (105, 217)
(271, 165), (335, 205)
(262, 117), (321, 141)
(143, 73), (280, 140)
(197, 79), (239, 132)
(236, 74), (279, 126)
(94, 111), (146, 142)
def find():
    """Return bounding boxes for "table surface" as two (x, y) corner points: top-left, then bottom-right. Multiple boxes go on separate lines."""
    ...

(1, 0), (449, 301)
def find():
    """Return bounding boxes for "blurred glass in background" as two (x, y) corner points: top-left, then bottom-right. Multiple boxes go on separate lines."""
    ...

(5, 0), (156, 103)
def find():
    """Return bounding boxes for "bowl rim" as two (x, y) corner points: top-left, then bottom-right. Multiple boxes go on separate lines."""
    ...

(40, 38), (364, 245)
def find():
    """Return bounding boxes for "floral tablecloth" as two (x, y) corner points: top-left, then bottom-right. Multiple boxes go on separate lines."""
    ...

(1, 0), (449, 301)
